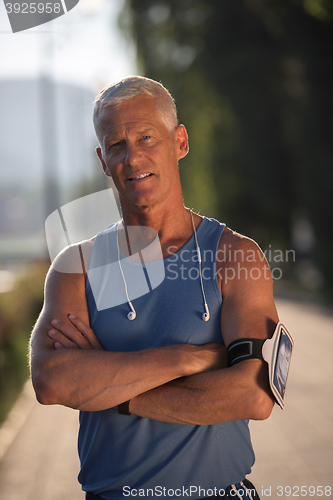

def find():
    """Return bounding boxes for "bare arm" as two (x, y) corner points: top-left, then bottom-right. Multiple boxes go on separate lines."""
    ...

(29, 246), (226, 412)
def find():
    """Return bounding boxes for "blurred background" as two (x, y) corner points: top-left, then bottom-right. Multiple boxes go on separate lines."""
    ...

(0, 0), (136, 423)
(124, 0), (333, 296)
(0, 0), (332, 496)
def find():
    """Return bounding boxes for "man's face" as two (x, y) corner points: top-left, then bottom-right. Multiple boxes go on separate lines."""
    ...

(96, 96), (188, 211)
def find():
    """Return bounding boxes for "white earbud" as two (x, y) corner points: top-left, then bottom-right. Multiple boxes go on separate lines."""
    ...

(202, 303), (210, 322)
(127, 310), (136, 321)
(125, 297), (137, 322)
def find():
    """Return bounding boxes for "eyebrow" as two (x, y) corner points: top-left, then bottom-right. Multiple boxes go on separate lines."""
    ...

(136, 128), (154, 136)
(103, 135), (118, 151)
(102, 128), (122, 150)
(104, 127), (155, 146)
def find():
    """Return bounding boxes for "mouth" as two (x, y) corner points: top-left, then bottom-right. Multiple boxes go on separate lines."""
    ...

(128, 172), (153, 182)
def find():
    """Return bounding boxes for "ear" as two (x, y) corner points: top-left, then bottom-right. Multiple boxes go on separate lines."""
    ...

(174, 125), (189, 160)
(96, 147), (111, 177)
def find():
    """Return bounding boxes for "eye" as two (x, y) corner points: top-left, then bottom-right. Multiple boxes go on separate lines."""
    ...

(142, 135), (151, 140)
(110, 141), (121, 148)
(108, 141), (123, 152)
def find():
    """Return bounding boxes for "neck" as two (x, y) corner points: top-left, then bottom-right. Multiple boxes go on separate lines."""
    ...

(119, 198), (201, 257)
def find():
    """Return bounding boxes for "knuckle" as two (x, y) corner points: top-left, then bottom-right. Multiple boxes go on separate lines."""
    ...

(72, 333), (85, 345)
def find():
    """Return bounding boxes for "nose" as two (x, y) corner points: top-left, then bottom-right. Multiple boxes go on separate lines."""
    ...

(124, 143), (141, 166)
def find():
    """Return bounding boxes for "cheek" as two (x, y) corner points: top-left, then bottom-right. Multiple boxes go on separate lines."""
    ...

(103, 155), (122, 176)
(153, 144), (176, 167)
(110, 168), (124, 186)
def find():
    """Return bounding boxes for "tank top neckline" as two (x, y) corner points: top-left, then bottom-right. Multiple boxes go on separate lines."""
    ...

(109, 216), (209, 265)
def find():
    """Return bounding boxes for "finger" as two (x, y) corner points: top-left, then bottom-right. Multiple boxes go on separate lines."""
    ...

(68, 315), (104, 350)
(48, 329), (80, 349)
(50, 319), (92, 349)
(54, 342), (67, 350)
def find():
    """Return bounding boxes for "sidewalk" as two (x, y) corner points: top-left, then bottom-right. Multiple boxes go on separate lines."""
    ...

(0, 298), (332, 499)
(0, 383), (82, 500)
(249, 298), (333, 497)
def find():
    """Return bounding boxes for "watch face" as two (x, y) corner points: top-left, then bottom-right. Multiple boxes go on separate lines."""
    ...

(271, 326), (293, 408)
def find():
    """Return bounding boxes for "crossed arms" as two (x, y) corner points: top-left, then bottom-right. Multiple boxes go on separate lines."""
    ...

(29, 229), (278, 424)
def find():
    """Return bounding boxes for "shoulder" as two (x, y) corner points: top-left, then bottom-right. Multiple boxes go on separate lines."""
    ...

(44, 237), (95, 304)
(49, 237), (95, 274)
(218, 227), (264, 258)
(217, 227), (272, 297)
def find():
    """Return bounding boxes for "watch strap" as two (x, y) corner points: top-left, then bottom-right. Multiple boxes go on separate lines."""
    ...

(118, 400), (131, 415)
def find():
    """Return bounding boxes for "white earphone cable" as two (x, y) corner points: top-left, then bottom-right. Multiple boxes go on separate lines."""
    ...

(189, 210), (210, 322)
(117, 222), (137, 320)
(117, 214), (210, 321)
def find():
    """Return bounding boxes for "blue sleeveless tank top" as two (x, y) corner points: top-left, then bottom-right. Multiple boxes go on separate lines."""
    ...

(78, 217), (255, 499)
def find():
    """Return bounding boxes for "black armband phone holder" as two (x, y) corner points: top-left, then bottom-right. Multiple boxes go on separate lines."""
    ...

(227, 322), (294, 409)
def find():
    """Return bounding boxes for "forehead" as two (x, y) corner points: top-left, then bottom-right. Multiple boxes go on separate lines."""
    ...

(97, 95), (165, 138)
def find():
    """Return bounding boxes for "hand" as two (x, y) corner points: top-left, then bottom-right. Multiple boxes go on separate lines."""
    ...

(182, 342), (228, 376)
(201, 342), (228, 371)
(48, 315), (104, 351)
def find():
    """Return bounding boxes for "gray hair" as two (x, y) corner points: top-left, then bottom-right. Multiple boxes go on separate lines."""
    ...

(93, 76), (178, 145)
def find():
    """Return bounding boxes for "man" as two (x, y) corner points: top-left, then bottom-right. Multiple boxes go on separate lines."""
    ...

(30, 76), (278, 500)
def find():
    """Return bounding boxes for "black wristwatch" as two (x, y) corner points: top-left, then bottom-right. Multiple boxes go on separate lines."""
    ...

(118, 400), (131, 415)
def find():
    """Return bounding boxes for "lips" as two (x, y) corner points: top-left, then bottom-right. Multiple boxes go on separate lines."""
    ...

(128, 172), (153, 181)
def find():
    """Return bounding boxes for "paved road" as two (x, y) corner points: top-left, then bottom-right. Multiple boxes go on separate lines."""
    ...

(250, 298), (333, 498)
(0, 385), (81, 500)
(0, 298), (332, 499)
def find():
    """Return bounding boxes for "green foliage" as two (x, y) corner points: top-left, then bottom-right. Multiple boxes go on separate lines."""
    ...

(120, 0), (333, 295)
(0, 263), (47, 424)
(303, 0), (333, 21)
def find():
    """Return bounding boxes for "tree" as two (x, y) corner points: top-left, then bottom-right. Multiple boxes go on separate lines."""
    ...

(120, 0), (333, 296)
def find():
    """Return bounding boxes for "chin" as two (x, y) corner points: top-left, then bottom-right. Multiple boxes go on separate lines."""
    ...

(120, 194), (158, 211)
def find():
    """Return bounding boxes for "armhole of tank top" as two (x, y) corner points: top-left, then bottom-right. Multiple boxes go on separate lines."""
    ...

(82, 225), (116, 288)
(212, 223), (226, 304)
(78, 243), (87, 282)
